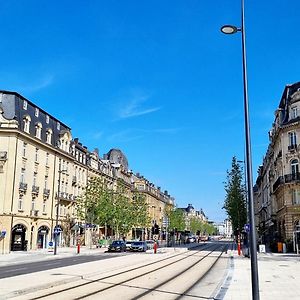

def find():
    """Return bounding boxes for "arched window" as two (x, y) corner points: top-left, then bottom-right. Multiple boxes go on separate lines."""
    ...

(23, 115), (31, 133)
(291, 159), (299, 176)
(35, 122), (42, 139)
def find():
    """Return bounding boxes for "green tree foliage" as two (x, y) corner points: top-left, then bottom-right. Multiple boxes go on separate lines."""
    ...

(76, 177), (150, 238)
(165, 207), (185, 231)
(189, 217), (216, 236)
(223, 156), (247, 235)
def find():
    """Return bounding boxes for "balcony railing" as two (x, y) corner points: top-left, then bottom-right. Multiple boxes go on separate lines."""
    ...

(273, 173), (300, 191)
(19, 182), (28, 191)
(284, 172), (300, 183)
(32, 185), (40, 194)
(273, 176), (284, 191)
(30, 210), (39, 217)
(43, 188), (50, 196)
(56, 192), (77, 202)
(288, 144), (297, 151)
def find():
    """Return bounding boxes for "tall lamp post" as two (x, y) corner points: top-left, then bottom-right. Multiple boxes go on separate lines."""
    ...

(221, 1), (260, 299)
(54, 162), (67, 255)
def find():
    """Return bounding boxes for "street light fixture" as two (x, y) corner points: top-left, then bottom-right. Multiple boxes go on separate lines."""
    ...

(221, 1), (260, 299)
(54, 162), (68, 255)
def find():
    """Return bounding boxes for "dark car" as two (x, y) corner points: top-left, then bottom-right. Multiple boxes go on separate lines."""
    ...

(130, 241), (147, 252)
(108, 240), (126, 252)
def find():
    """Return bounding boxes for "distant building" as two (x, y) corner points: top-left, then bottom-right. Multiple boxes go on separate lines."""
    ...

(177, 204), (208, 231)
(224, 219), (233, 237)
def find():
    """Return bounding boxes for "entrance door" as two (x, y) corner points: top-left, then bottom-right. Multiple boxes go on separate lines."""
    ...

(11, 224), (27, 251)
(37, 226), (49, 249)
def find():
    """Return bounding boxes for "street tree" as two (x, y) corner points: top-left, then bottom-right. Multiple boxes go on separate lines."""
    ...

(165, 207), (185, 232)
(223, 156), (247, 236)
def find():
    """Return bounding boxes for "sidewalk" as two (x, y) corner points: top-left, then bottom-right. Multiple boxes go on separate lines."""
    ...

(222, 250), (300, 300)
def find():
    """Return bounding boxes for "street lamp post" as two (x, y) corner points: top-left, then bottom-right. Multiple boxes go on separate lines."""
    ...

(221, 1), (260, 299)
(54, 162), (67, 255)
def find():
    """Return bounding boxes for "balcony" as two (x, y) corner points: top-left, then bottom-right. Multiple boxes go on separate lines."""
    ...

(288, 144), (297, 151)
(19, 182), (28, 192)
(273, 176), (284, 192)
(43, 188), (50, 197)
(56, 192), (77, 202)
(30, 210), (39, 218)
(284, 172), (300, 183)
(32, 185), (40, 194)
(273, 173), (300, 192)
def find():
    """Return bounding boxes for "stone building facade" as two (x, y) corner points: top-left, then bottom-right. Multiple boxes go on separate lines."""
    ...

(0, 90), (175, 254)
(254, 82), (300, 250)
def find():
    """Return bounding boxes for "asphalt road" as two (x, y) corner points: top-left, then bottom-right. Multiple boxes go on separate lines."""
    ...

(0, 252), (130, 279)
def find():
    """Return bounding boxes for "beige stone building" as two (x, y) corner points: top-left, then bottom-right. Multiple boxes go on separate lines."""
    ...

(0, 90), (175, 254)
(254, 82), (300, 251)
(132, 173), (175, 239)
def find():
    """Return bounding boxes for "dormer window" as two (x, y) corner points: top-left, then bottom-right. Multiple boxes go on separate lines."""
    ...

(23, 115), (31, 133)
(35, 108), (39, 117)
(57, 122), (60, 130)
(23, 100), (28, 110)
(35, 122), (42, 139)
(46, 115), (49, 124)
(46, 129), (52, 144)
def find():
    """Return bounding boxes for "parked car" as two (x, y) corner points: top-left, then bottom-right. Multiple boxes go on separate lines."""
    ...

(125, 240), (135, 251)
(146, 240), (155, 250)
(187, 236), (196, 243)
(107, 240), (126, 252)
(130, 241), (147, 252)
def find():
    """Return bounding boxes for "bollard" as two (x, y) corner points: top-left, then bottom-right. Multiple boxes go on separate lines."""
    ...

(77, 243), (80, 254)
(153, 242), (158, 254)
(237, 235), (241, 256)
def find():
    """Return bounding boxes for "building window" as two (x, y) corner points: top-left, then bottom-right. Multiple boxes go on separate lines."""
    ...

(57, 122), (60, 130)
(46, 129), (52, 144)
(23, 116), (31, 133)
(35, 108), (39, 117)
(46, 153), (49, 166)
(44, 176), (48, 189)
(22, 142), (27, 157)
(291, 159), (299, 176)
(20, 168), (25, 183)
(292, 189), (300, 205)
(18, 197), (24, 211)
(289, 131), (297, 146)
(33, 172), (37, 186)
(35, 123), (42, 139)
(35, 148), (39, 162)
(292, 107), (298, 119)
(31, 198), (35, 211)
(42, 200), (47, 213)
(46, 115), (49, 124)
(23, 100), (27, 110)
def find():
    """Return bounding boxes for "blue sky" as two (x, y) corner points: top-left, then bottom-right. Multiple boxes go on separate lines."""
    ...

(1, 1), (300, 222)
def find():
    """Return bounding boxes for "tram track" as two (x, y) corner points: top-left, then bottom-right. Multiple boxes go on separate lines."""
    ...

(26, 243), (216, 300)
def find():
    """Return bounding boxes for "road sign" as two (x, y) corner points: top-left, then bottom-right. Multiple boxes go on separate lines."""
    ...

(162, 217), (169, 227)
(244, 224), (250, 233)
